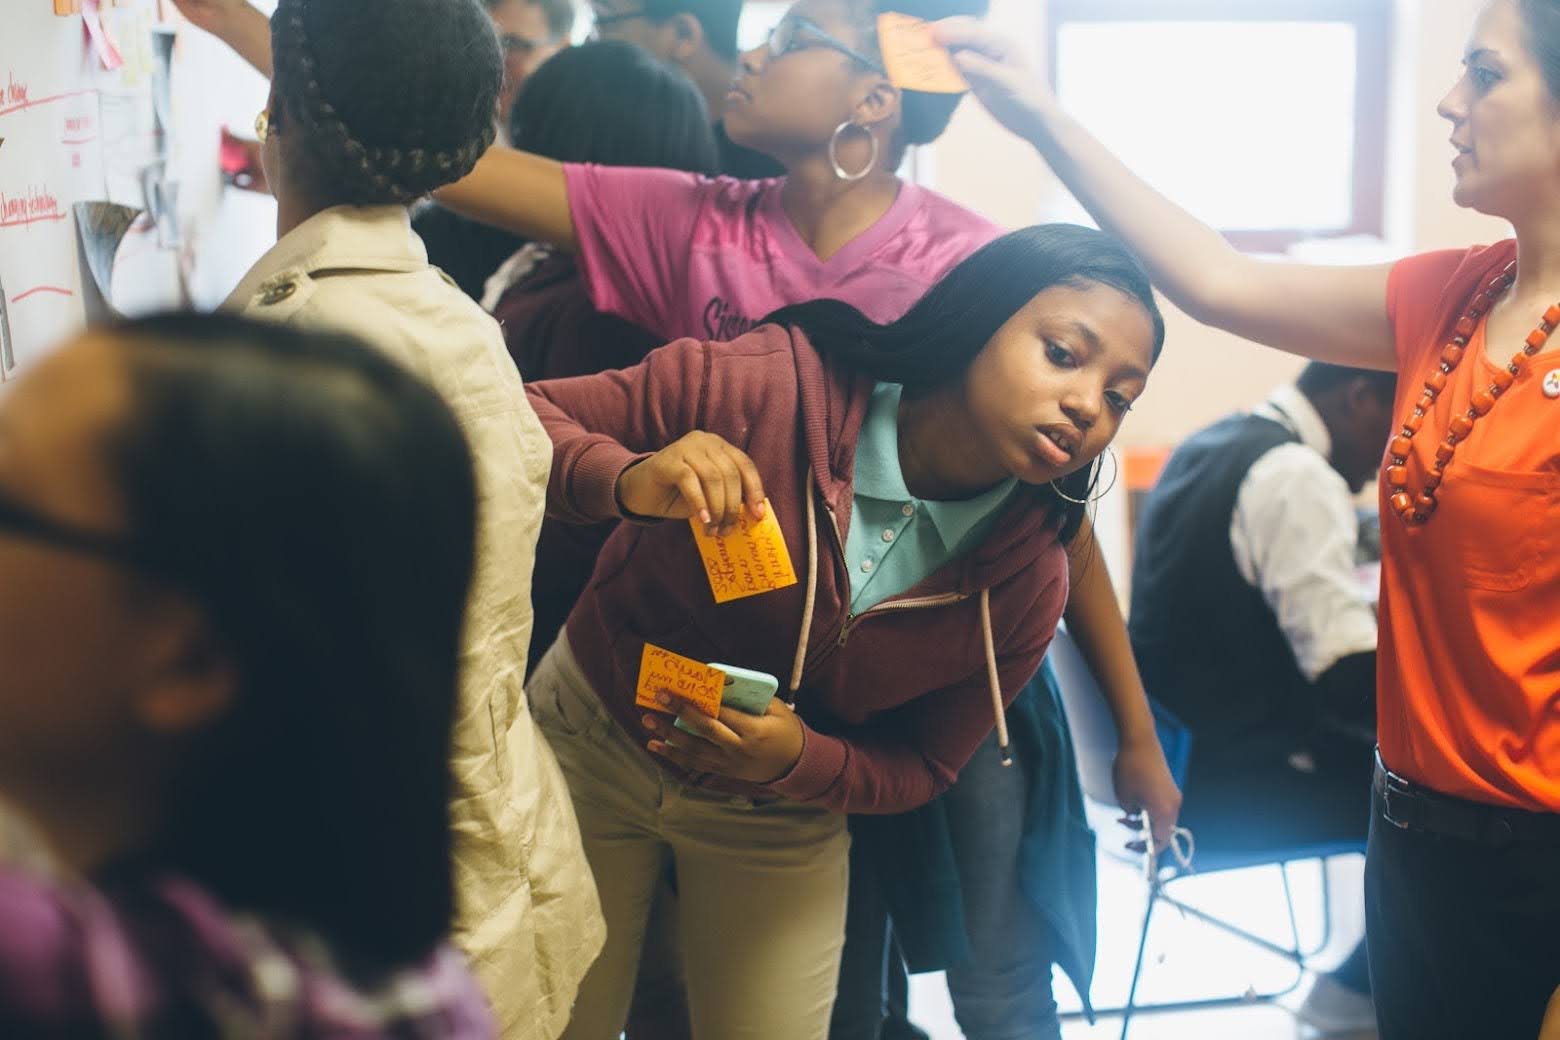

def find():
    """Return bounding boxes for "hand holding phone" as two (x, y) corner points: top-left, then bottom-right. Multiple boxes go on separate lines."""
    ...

(673, 663), (777, 733)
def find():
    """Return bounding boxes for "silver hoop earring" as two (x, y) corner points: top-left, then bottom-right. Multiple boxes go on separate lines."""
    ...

(1049, 448), (1119, 505)
(829, 121), (879, 182)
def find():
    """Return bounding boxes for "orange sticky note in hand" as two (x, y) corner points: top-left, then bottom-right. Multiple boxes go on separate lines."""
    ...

(689, 499), (799, 604)
(877, 12), (969, 94)
(636, 643), (727, 717)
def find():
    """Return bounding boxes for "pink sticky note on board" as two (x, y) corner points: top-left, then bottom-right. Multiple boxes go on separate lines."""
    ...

(82, 0), (125, 71)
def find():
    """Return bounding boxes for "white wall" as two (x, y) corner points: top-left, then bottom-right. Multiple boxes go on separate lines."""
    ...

(171, 1), (278, 309)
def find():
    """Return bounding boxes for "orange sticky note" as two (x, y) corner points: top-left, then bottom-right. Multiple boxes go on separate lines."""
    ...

(877, 12), (969, 94)
(56, 0), (84, 14)
(689, 499), (798, 604)
(636, 643), (727, 717)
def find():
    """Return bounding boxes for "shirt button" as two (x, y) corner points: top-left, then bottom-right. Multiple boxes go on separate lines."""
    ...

(901, 503), (915, 517)
(861, 559), (874, 573)
(881, 529), (895, 543)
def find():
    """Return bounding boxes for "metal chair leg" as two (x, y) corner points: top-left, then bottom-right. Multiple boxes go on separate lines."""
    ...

(1072, 856), (1350, 1025)
(1120, 883), (1160, 1040)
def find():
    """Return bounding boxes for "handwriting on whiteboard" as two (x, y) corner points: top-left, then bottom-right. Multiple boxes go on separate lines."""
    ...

(12, 286), (74, 303)
(0, 74), (98, 120)
(0, 187), (66, 229)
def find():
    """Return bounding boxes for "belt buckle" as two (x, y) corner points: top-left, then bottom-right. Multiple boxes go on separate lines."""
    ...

(1381, 774), (1416, 831)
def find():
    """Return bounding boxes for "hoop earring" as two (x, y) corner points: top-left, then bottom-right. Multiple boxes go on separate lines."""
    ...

(1049, 448), (1119, 505)
(829, 121), (879, 182)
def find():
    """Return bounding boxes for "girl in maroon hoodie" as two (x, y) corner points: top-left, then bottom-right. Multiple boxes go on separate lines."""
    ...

(524, 224), (1165, 1038)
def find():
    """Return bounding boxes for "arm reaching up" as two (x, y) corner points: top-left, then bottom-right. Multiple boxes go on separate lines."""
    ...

(935, 18), (1398, 373)
(169, 0), (576, 248)
(171, 0), (273, 76)
(434, 148), (576, 252)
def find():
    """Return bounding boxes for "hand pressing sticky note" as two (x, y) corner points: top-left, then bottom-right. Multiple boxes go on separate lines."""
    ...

(689, 499), (799, 604)
(636, 643), (727, 718)
(877, 12), (969, 94)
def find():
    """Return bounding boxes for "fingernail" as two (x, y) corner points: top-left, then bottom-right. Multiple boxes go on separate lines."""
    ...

(754, 501), (766, 519)
(656, 692), (671, 706)
(699, 509), (711, 525)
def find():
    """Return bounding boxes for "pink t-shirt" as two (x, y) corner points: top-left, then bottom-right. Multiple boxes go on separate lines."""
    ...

(563, 165), (1003, 341)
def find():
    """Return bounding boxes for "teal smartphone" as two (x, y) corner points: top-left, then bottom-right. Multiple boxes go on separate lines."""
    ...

(673, 663), (779, 733)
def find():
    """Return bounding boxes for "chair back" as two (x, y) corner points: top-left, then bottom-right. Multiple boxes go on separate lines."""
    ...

(1049, 623), (1193, 803)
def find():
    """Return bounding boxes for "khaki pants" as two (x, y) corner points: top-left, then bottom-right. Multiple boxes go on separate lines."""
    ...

(529, 638), (850, 1040)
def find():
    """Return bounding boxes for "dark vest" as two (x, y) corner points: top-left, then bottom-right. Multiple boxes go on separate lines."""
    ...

(1128, 413), (1317, 770)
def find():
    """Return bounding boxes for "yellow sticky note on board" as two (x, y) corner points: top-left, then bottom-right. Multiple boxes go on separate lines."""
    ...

(877, 12), (969, 94)
(636, 643), (727, 717)
(689, 499), (798, 604)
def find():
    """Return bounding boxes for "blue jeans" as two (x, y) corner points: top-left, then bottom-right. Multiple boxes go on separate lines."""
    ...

(831, 732), (1063, 1040)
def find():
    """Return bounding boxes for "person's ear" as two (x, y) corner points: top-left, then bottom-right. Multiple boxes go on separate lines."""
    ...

(130, 603), (236, 736)
(852, 77), (902, 134)
(264, 84), (284, 134)
(668, 12), (705, 63)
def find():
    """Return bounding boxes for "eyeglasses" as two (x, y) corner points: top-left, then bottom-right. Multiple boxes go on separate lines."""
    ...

(590, 8), (648, 37)
(0, 486), (148, 573)
(500, 32), (555, 56)
(765, 15), (885, 74)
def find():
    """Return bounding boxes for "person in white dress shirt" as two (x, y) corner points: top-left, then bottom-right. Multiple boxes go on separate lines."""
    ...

(1128, 362), (1395, 1033)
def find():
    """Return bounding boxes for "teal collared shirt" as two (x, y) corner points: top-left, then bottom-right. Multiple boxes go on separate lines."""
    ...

(845, 383), (1017, 614)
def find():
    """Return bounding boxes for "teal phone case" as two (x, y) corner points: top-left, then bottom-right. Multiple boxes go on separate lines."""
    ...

(673, 663), (779, 733)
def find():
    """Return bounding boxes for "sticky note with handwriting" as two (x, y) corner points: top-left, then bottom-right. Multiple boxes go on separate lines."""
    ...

(689, 499), (798, 604)
(877, 12), (969, 94)
(636, 643), (727, 717)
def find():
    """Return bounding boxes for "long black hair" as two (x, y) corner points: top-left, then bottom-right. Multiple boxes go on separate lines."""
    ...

(766, 224), (1166, 543)
(270, 0), (503, 204)
(509, 39), (721, 174)
(109, 312), (476, 971)
(1521, 0), (1560, 99)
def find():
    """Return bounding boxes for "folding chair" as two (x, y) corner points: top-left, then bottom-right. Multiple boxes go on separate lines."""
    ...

(1047, 623), (1363, 1036)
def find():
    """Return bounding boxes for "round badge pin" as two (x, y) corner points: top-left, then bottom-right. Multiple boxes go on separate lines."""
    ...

(1544, 369), (1560, 399)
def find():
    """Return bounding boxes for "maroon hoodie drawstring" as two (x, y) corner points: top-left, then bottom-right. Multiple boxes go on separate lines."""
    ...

(788, 470), (1011, 765)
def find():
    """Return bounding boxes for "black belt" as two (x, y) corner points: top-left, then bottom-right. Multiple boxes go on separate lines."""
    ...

(1373, 752), (1560, 848)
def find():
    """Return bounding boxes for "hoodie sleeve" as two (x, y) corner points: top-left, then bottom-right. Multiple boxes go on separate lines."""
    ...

(524, 337), (710, 526)
(766, 563), (1068, 814)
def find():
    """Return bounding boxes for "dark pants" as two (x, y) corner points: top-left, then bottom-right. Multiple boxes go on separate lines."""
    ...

(831, 733), (1063, 1040)
(1365, 784), (1560, 1039)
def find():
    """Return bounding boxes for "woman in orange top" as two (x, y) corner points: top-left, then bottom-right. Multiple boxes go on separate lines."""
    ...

(934, 2), (1560, 1037)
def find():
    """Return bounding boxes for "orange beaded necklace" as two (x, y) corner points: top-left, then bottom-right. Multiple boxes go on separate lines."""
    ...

(1385, 258), (1560, 526)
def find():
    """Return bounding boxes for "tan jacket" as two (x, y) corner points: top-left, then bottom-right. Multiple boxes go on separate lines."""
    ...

(226, 206), (603, 1039)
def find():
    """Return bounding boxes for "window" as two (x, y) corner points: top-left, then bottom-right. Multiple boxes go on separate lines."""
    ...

(575, 3), (790, 49)
(737, 2), (790, 52)
(1047, 0), (1392, 252)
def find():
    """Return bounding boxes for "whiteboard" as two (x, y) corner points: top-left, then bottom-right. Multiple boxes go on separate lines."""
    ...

(0, 0), (189, 381)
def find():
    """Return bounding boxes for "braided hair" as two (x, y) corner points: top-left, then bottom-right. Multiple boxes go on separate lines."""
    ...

(270, 0), (502, 205)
